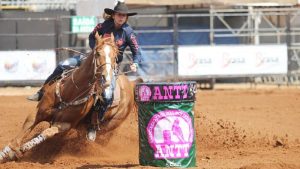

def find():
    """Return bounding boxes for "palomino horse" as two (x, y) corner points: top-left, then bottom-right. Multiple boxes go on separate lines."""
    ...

(0, 33), (139, 163)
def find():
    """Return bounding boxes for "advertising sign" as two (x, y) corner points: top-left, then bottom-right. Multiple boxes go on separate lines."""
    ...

(135, 82), (197, 168)
(0, 50), (56, 81)
(178, 45), (288, 76)
(71, 16), (97, 33)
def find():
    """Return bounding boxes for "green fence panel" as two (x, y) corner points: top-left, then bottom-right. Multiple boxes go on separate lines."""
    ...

(135, 82), (197, 168)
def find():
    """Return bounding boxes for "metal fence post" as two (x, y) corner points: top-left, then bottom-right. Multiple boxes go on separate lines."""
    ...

(209, 6), (215, 45)
(286, 12), (292, 84)
(173, 13), (178, 79)
(55, 16), (62, 65)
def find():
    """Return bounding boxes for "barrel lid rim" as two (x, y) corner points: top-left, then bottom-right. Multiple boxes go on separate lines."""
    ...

(136, 81), (197, 86)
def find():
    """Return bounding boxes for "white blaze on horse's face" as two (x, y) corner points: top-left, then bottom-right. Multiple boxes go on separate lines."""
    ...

(104, 44), (112, 84)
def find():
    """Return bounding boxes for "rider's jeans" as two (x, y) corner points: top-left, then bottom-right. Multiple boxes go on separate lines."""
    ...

(44, 55), (82, 84)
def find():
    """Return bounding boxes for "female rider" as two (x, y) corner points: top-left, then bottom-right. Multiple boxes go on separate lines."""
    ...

(27, 1), (142, 141)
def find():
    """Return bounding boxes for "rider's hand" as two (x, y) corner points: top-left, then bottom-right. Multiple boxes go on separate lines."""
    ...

(130, 63), (138, 72)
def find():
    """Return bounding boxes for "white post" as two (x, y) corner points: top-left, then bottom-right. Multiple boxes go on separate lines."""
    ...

(254, 11), (261, 45)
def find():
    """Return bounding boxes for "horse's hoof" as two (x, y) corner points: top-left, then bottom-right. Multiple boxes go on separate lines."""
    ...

(7, 151), (17, 161)
(0, 155), (4, 163)
(0, 146), (17, 163)
(86, 128), (97, 142)
(11, 149), (23, 160)
(0, 157), (7, 164)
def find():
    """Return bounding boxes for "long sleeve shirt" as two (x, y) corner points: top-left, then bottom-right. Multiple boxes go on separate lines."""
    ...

(89, 19), (142, 64)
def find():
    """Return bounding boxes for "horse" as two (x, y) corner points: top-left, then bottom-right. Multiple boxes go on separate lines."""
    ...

(0, 32), (140, 163)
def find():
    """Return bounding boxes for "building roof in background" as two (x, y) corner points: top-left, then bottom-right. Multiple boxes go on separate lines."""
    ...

(126, 0), (298, 6)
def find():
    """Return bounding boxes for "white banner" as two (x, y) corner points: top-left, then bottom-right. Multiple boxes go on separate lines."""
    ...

(0, 51), (56, 80)
(178, 45), (288, 76)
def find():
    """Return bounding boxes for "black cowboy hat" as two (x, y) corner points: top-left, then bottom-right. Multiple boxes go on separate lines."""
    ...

(104, 1), (137, 16)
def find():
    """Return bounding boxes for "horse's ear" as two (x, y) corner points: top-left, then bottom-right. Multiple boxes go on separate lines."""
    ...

(111, 32), (115, 42)
(95, 32), (102, 43)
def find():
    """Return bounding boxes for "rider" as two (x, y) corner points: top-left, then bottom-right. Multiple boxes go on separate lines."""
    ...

(27, 1), (142, 141)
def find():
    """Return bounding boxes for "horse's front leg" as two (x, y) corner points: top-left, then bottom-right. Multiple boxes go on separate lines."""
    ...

(0, 111), (38, 163)
(0, 108), (58, 163)
(8, 111), (36, 150)
(19, 122), (71, 155)
(98, 103), (133, 135)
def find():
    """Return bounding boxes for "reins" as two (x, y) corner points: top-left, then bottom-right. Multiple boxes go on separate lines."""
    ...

(55, 39), (119, 109)
(55, 47), (87, 56)
(55, 47), (134, 76)
(55, 78), (96, 109)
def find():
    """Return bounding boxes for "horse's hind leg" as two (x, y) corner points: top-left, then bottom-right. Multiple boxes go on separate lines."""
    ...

(0, 112), (37, 163)
(0, 127), (34, 163)
(0, 121), (70, 163)
(10, 107), (59, 156)
(9, 111), (36, 148)
(19, 122), (71, 155)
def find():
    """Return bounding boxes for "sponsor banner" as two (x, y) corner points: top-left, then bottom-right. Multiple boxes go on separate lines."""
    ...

(178, 45), (288, 76)
(71, 16), (97, 33)
(135, 82), (197, 102)
(136, 82), (196, 168)
(0, 51), (56, 80)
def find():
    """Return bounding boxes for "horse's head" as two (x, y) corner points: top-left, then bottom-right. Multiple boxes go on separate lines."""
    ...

(94, 32), (119, 88)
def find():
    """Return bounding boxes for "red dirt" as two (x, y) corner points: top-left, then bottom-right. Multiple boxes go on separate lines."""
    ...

(0, 85), (300, 169)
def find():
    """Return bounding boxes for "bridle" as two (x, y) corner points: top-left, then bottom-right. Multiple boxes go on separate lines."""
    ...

(55, 37), (118, 109)
(92, 40), (118, 85)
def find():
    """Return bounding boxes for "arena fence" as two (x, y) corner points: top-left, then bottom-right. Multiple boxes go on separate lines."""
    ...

(1, 7), (300, 87)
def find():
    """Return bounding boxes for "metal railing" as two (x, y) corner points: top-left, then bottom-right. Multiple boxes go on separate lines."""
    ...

(0, 0), (77, 11)
(1, 7), (300, 85)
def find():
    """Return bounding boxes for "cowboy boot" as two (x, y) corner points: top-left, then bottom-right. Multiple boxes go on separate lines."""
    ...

(27, 89), (43, 101)
(27, 65), (65, 102)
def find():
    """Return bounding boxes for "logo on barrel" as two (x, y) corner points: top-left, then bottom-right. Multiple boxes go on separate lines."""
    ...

(146, 109), (194, 159)
(139, 85), (152, 101)
(137, 84), (194, 102)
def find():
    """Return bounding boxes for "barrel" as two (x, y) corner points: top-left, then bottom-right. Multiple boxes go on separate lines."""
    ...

(135, 81), (197, 168)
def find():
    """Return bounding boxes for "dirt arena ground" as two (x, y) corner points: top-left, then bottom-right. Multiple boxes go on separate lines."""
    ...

(0, 84), (300, 169)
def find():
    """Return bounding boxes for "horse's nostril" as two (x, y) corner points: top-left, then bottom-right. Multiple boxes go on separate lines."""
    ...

(100, 76), (106, 87)
(101, 75), (106, 82)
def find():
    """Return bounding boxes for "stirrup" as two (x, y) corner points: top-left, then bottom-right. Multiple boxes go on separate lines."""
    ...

(27, 93), (40, 101)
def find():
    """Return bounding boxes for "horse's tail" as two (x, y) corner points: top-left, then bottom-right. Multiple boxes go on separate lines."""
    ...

(134, 77), (144, 84)
(130, 77), (144, 114)
(130, 77), (143, 89)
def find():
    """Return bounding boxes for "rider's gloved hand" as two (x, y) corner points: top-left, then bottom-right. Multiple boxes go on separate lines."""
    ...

(130, 63), (138, 72)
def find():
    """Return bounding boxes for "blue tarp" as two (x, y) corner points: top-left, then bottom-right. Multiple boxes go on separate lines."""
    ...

(131, 28), (240, 79)
(137, 29), (240, 46)
(124, 48), (175, 77)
